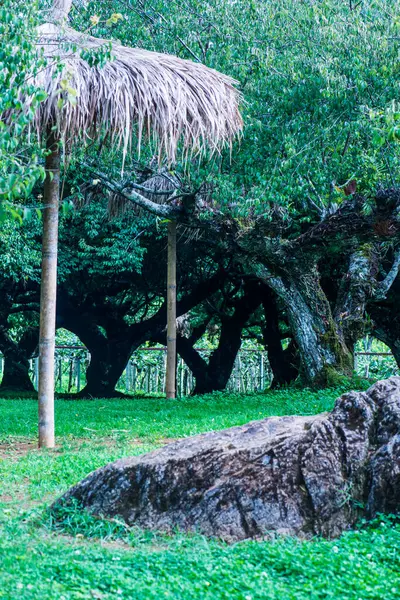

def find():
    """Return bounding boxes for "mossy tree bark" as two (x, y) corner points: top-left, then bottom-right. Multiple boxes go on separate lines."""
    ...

(333, 244), (400, 359)
(259, 263), (353, 386)
(237, 189), (400, 386)
(333, 246), (378, 349)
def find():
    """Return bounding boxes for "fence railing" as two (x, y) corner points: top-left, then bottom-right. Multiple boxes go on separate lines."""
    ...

(0, 347), (398, 395)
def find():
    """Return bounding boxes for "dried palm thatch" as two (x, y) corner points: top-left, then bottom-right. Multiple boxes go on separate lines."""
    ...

(32, 3), (242, 163)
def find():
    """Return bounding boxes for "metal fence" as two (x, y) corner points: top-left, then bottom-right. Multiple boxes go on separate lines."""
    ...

(0, 347), (398, 395)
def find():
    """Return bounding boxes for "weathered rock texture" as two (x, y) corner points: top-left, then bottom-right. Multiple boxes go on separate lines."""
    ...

(55, 378), (400, 541)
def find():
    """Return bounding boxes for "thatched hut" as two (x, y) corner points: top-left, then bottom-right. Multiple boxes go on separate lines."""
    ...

(16, 0), (242, 447)
(36, 0), (242, 161)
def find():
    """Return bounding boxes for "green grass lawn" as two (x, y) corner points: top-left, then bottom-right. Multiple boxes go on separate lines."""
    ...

(0, 386), (399, 599)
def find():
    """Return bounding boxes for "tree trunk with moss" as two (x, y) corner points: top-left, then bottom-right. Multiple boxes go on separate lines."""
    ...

(239, 189), (400, 386)
(260, 263), (353, 386)
(333, 246), (378, 349)
(332, 244), (400, 359)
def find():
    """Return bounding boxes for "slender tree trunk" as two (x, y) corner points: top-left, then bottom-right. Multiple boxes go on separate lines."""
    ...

(38, 129), (60, 448)
(166, 220), (177, 399)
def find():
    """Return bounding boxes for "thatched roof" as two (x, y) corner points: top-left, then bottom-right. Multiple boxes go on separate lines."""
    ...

(31, 1), (242, 162)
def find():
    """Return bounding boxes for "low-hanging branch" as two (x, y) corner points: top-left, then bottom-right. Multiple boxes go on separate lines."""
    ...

(86, 168), (184, 219)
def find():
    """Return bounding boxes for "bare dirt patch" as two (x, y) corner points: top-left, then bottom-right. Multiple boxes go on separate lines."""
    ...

(0, 439), (38, 460)
(158, 437), (179, 445)
(0, 435), (175, 462)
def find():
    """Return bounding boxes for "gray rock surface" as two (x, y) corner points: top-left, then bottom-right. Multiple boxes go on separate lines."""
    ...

(54, 378), (400, 541)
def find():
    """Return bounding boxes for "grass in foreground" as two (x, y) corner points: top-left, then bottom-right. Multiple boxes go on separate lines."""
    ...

(0, 385), (399, 599)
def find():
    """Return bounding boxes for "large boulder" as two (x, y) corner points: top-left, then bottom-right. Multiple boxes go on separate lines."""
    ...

(54, 378), (400, 541)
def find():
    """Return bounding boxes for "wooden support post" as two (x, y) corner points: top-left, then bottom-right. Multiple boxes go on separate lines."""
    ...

(67, 356), (73, 393)
(38, 129), (60, 449)
(34, 357), (39, 389)
(183, 367), (188, 397)
(179, 357), (184, 398)
(260, 353), (264, 390)
(132, 362), (136, 393)
(76, 357), (81, 393)
(126, 360), (131, 392)
(166, 220), (177, 399)
(155, 366), (159, 394)
(236, 355), (241, 392)
(58, 357), (62, 390)
(365, 336), (373, 378)
(147, 366), (151, 393)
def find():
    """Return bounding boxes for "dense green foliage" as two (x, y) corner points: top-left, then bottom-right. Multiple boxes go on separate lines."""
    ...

(0, 0), (45, 212)
(71, 0), (400, 221)
(1, 511), (398, 600)
(1, 387), (399, 599)
(5, 0), (400, 219)
(0, 217), (41, 281)
(1, 5), (399, 598)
